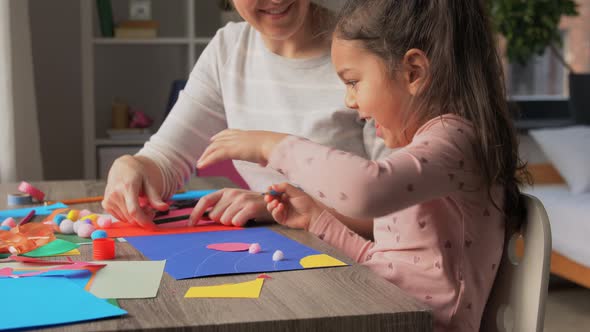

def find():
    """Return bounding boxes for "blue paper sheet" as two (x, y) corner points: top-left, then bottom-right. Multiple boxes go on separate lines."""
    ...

(0, 202), (68, 219)
(126, 227), (323, 279)
(7, 269), (93, 289)
(170, 190), (217, 201)
(0, 276), (126, 330)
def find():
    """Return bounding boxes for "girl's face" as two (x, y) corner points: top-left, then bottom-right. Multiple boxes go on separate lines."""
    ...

(232, 0), (311, 41)
(331, 37), (413, 148)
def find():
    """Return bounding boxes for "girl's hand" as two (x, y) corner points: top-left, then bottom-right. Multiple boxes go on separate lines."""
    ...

(188, 188), (273, 227)
(197, 129), (288, 169)
(265, 183), (324, 231)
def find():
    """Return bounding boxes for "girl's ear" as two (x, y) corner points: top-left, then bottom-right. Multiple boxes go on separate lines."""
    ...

(402, 49), (430, 96)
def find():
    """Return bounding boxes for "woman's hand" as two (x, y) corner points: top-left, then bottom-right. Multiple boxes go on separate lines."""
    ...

(265, 183), (324, 231)
(189, 188), (273, 227)
(102, 155), (169, 228)
(197, 129), (288, 169)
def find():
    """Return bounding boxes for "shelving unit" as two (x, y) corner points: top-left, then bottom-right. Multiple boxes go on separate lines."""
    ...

(80, 0), (230, 179)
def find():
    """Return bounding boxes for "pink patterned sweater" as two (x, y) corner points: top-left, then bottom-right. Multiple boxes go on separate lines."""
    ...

(267, 114), (505, 331)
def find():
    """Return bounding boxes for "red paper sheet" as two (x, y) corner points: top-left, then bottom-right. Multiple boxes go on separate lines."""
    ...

(104, 208), (240, 238)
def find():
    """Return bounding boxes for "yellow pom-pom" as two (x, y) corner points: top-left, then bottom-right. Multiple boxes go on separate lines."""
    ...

(67, 209), (80, 221)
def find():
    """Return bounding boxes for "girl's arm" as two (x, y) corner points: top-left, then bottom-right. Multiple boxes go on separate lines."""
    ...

(267, 116), (478, 219)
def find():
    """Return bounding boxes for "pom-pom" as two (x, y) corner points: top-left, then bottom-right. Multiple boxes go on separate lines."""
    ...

(53, 214), (67, 225)
(77, 223), (96, 238)
(249, 243), (261, 254)
(67, 210), (80, 221)
(90, 229), (108, 240)
(1, 217), (16, 228)
(272, 250), (284, 262)
(97, 216), (112, 229)
(59, 219), (75, 234)
(73, 221), (81, 233)
(79, 209), (92, 218)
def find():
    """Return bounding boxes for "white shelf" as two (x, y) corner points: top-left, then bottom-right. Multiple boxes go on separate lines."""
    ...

(81, 0), (222, 179)
(93, 37), (212, 45)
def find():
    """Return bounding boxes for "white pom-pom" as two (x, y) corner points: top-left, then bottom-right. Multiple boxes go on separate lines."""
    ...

(59, 219), (75, 234)
(272, 250), (284, 262)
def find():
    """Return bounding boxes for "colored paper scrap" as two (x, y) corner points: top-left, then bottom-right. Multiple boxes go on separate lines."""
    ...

(125, 227), (348, 280)
(23, 239), (79, 257)
(184, 278), (265, 298)
(171, 190), (217, 201)
(105, 217), (239, 238)
(0, 277), (126, 330)
(299, 254), (347, 268)
(89, 260), (165, 299)
(0, 202), (68, 219)
(54, 248), (81, 256)
(206, 242), (251, 252)
(56, 233), (93, 245)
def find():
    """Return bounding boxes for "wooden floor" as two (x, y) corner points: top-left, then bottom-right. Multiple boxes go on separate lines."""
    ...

(544, 277), (590, 332)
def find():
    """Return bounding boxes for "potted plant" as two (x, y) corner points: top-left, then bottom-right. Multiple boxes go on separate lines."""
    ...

(490, 0), (589, 124)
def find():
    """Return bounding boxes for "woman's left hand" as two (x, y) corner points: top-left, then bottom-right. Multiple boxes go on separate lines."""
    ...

(197, 129), (288, 169)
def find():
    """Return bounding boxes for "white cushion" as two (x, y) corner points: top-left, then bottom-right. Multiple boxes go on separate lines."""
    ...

(529, 126), (590, 194)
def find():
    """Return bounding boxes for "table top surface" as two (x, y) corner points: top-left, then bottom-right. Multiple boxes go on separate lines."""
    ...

(0, 178), (432, 332)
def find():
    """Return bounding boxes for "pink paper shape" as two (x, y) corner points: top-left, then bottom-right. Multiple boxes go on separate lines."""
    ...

(206, 242), (251, 252)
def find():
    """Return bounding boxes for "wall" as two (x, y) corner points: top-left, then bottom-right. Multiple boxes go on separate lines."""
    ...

(561, 0), (590, 72)
(30, 0), (83, 180)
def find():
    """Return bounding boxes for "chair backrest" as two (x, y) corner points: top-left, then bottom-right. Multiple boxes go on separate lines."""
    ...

(480, 194), (552, 332)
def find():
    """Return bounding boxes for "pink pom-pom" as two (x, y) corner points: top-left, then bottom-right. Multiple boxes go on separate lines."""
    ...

(79, 209), (92, 218)
(77, 223), (96, 238)
(1, 217), (17, 228)
(97, 216), (112, 229)
(249, 243), (261, 254)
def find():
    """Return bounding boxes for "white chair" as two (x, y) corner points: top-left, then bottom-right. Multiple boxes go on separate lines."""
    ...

(480, 194), (552, 332)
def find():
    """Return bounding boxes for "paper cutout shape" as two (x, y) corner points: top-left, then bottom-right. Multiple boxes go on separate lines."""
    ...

(104, 208), (239, 237)
(56, 233), (93, 245)
(184, 278), (265, 298)
(170, 189), (217, 201)
(23, 239), (79, 257)
(0, 262), (98, 290)
(206, 242), (251, 252)
(54, 248), (81, 256)
(299, 254), (347, 268)
(0, 202), (68, 219)
(89, 260), (165, 299)
(0, 277), (126, 330)
(125, 227), (348, 280)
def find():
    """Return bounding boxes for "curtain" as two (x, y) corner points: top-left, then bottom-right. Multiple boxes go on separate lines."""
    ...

(0, 0), (43, 182)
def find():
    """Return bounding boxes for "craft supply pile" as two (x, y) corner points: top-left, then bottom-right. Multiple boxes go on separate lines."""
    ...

(0, 182), (347, 330)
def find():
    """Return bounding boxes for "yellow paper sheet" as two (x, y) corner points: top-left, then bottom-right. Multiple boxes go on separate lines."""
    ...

(299, 254), (347, 268)
(184, 278), (264, 298)
(53, 249), (81, 256)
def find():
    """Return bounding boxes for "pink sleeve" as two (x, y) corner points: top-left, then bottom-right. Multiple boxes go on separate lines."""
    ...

(309, 210), (375, 263)
(267, 116), (478, 219)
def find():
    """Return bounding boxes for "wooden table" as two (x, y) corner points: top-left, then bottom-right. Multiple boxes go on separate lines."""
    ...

(0, 179), (432, 331)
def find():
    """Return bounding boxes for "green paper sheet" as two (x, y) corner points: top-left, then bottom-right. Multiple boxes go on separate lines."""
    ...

(106, 298), (120, 308)
(0, 239), (79, 259)
(57, 233), (93, 245)
(24, 239), (79, 257)
(90, 260), (165, 299)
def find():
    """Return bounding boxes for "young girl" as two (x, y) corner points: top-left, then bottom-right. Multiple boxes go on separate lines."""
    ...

(102, 0), (386, 235)
(197, 0), (526, 330)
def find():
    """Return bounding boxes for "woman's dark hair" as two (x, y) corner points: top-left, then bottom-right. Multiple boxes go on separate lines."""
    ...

(335, 0), (530, 223)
